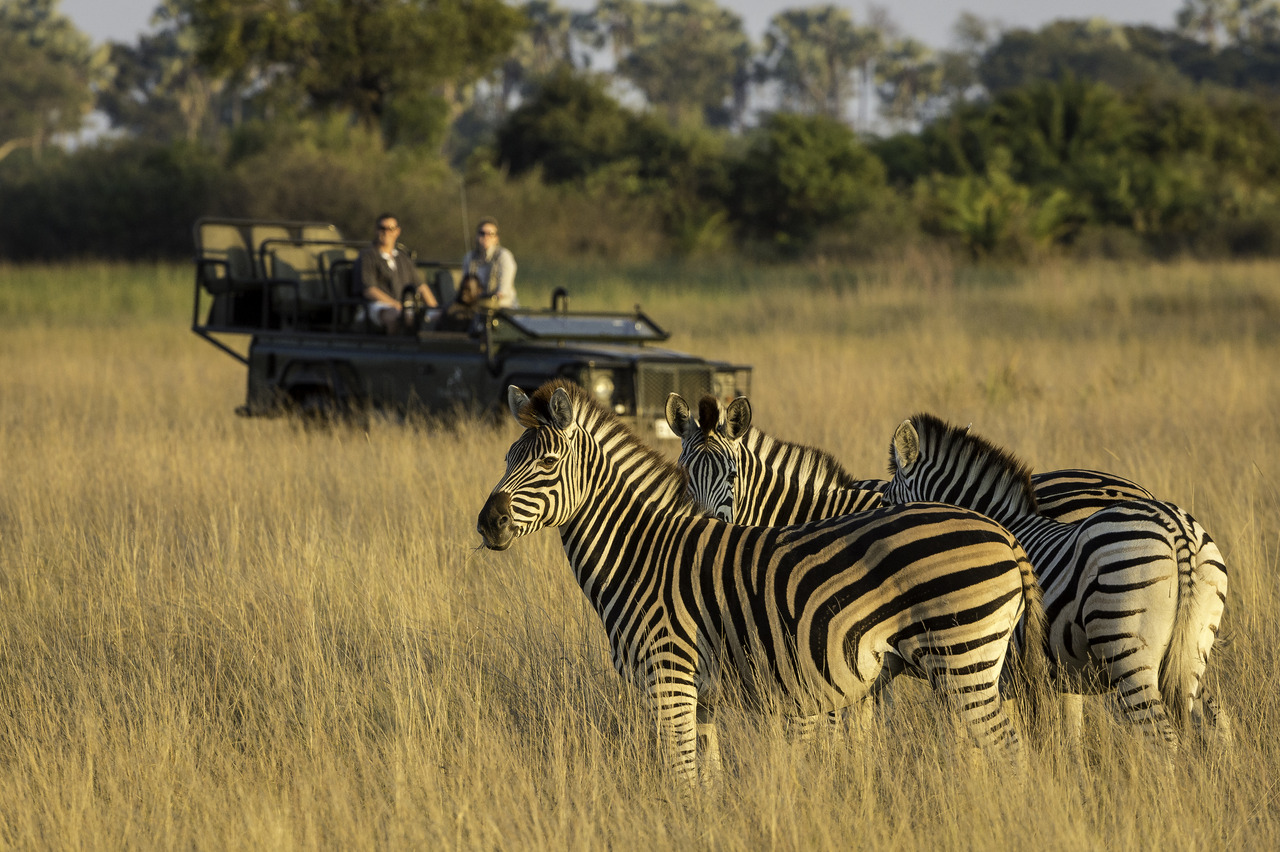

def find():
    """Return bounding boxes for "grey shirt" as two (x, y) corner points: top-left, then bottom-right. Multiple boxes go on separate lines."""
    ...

(355, 244), (420, 302)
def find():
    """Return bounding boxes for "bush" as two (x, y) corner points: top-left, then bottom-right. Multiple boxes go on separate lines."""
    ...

(913, 149), (1076, 261)
(0, 141), (221, 260)
(727, 113), (891, 254)
(495, 69), (651, 184)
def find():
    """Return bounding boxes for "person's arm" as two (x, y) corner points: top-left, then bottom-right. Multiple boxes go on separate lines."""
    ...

(492, 249), (518, 307)
(410, 262), (438, 308)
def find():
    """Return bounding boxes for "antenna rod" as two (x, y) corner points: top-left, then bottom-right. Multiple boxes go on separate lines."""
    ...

(459, 177), (470, 255)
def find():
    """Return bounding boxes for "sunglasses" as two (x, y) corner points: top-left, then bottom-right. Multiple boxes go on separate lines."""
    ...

(377, 224), (398, 231)
(478, 229), (497, 237)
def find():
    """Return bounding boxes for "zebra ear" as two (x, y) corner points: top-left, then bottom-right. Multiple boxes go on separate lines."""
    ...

(508, 385), (530, 423)
(723, 397), (752, 440)
(893, 420), (921, 470)
(665, 393), (691, 435)
(548, 386), (575, 431)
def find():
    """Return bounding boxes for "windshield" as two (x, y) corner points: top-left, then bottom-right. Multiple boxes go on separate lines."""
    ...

(503, 312), (668, 342)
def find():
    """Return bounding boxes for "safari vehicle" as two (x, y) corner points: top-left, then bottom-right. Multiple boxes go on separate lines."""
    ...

(191, 216), (752, 434)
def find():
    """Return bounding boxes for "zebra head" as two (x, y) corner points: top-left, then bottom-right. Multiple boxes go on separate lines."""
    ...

(665, 392), (751, 522)
(478, 383), (586, 551)
(884, 413), (1038, 519)
(882, 418), (924, 506)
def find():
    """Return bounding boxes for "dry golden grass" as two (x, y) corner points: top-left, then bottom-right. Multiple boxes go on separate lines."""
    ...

(1, 259), (1278, 849)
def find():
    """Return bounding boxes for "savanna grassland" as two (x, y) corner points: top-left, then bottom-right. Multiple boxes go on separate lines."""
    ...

(1, 257), (1278, 850)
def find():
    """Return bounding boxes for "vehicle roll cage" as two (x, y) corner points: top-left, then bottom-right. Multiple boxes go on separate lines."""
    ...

(192, 217), (672, 369)
(192, 216), (467, 362)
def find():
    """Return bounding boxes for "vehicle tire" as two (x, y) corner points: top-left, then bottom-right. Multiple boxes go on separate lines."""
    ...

(295, 388), (337, 425)
(295, 389), (373, 431)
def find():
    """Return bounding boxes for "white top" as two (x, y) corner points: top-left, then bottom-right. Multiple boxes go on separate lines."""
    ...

(462, 245), (518, 308)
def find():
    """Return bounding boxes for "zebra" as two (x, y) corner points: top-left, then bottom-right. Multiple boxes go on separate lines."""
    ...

(663, 392), (1155, 734)
(665, 393), (1156, 527)
(882, 412), (1230, 751)
(477, 379), (1050, 787)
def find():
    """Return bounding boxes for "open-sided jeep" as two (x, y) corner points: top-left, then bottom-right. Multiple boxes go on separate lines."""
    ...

(191, 216), (752, 434)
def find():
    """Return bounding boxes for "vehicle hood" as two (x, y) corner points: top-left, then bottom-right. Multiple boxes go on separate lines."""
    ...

(507, 340), (738, 365)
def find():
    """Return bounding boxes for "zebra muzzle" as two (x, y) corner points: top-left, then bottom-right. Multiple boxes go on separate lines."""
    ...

(477, 492), (516, 551)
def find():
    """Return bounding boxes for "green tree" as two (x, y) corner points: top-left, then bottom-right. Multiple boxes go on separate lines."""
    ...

(987, 76), (1136, 184)
(728, 112), (887, 252)
(491, 1), (580, 118)
(914, 149), (1075, 259)
(583, 0), (752, 127)
(1177, 0), (1243, 49)
(1227, 0), (1280, 44)
(188, 0), (525, 147)
(98, 0), (227, 144)
(578, 0), (641, 65)
(882, 72), (1280, 251)
(495, 68), (641, 182)
(876, 37), (946, 129)
(0, 0), (102, 161)
(493, 68), (731, 252)
(906, 76), (1138, 236)
(979, 19), (1177, 96)
(758, 5), (881, 124)
(932, 12), (999, 109)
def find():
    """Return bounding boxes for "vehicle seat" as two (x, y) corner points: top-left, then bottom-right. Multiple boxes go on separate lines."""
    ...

(196, 223), (252, 291)
(322, 252), (374, 332)
(301, 224), (343, 242)
(433, 268), (459, 306)
(266, 241), (324, 327)
(249, 225), (292, 276)
(195, 221), (261, 327)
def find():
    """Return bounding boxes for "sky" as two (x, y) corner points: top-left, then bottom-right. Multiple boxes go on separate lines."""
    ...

(63, 0), (1187, 50)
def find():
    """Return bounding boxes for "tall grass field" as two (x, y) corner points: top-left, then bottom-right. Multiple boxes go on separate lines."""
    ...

(1, 258), (1278, 849)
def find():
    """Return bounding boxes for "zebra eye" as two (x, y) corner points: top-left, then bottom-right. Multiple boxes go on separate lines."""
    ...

(537, 454), (559, 469)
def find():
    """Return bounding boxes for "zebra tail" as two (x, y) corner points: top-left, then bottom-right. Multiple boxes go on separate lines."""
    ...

(1158, 519), (1214, 732)
(1011, 542), (1051, 741)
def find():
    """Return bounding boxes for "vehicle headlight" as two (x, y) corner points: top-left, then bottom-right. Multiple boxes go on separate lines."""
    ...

(589, 371), (615, 405)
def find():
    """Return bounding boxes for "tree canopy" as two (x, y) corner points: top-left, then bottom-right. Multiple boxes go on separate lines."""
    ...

(13, 0), (1280, 262)
(187, 0), (525, 145)
(0, 0), (102, 161)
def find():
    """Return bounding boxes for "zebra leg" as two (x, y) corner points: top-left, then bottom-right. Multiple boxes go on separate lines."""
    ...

(1191, 690), (1234, 749)
(925, 661), (1023, 761)
(1110, 665), (1179, 751)
(649, 672), (701, 786)
(1083, 573), (1181, 750)
(1061, 692), (1085, 751)
(838, 655), (903, 742)
(869, 653), (904, 731)
(696, 702), (723, 785)
(785, 713), (827, 743)
(845, 696), (877, 744)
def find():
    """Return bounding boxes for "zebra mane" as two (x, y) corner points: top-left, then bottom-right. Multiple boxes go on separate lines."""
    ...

(689, 395), (861, 489)
(520, 379), (700, 512)
(891, 412), (1039, 513)
(743, 427), (864, 490)
(697, 396), (720, 436)
(521, 378), (586, 426)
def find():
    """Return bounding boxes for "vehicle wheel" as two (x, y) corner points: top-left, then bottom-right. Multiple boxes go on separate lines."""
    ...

(295, 389), (337, 424)
(296, 389), (372, 431)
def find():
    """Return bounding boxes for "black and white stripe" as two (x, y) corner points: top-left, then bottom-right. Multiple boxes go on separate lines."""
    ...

(478, 380), (1049, 786)
(665, 393), (1155, 527)
(883, 413), (1230, 750)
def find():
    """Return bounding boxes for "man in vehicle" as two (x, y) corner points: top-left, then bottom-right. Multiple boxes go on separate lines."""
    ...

(354, 213), (438, 332)
(461, 217), (518, 308)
